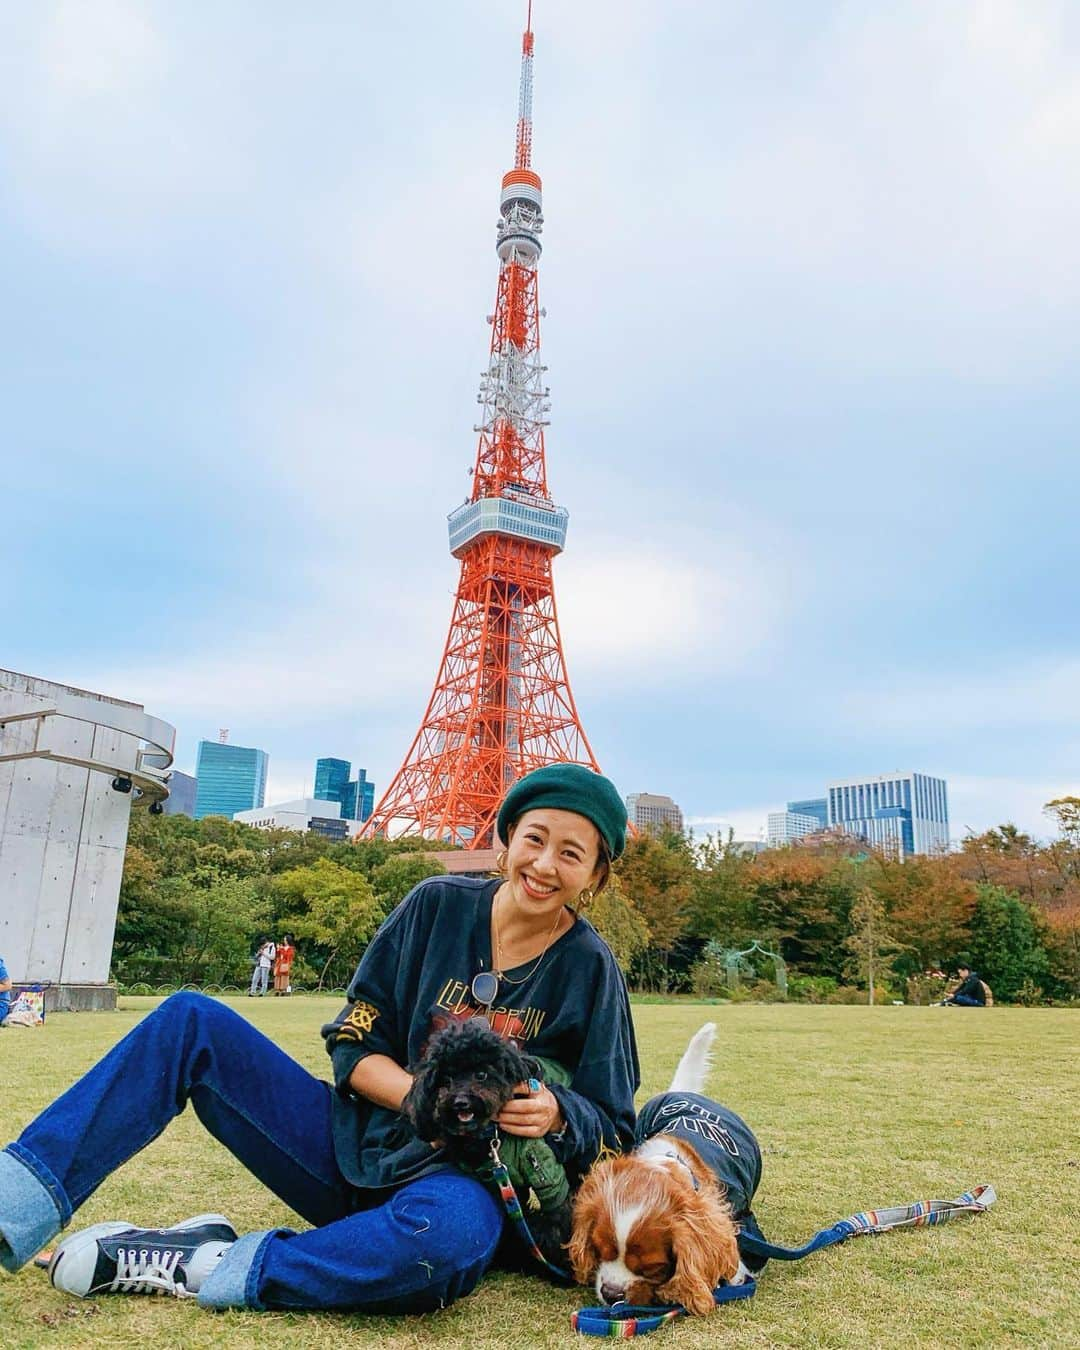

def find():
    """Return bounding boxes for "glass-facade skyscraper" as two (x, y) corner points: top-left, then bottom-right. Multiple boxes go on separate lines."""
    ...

(315, 758), (351, 809)
(315, 759), (375, 822)
(194, 740), (268, 820)
(827, 772), (948, 858)
(341, 768), (375, 822)
(786, 797), (828, 829)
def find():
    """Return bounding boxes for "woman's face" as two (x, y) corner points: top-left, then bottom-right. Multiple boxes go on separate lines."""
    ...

(504, 808), (603, 919)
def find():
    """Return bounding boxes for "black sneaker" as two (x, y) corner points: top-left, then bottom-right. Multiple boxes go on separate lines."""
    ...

(48, 1214), (237, 1298)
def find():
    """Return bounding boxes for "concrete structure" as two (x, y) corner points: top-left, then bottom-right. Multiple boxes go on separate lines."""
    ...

(626, 792), (684, 835)
(162, 769), (197, 816)
(0, 668), (174, 1010)
(234, 797), (363, 840)
(767, 810), (823, 848)
(786, 797), (828, 829)
(194, 739), (268, 820)
(827, 771), (949, 859)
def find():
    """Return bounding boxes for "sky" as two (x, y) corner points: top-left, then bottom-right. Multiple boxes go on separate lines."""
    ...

(3, 0), (1078, 844)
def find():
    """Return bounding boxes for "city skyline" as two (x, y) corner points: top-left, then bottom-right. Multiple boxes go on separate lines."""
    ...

(5, 3), (1077, 843)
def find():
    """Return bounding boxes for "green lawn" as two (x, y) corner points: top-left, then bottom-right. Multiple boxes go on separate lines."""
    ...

(1, 997), (1076, 1348)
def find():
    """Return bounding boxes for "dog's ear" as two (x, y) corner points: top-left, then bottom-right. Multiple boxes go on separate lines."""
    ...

(567, 1170), (606, 1286)
(402, 1059), (440, 1141)
(660, 1191), (739, 1316)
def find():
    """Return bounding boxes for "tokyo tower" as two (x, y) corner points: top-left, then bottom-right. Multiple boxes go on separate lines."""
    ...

(363, 5), (599, 849)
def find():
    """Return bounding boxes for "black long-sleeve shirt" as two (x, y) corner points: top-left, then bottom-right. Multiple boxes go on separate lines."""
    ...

(322, 875), (640, 1196)
(952, 972), (986, 1004)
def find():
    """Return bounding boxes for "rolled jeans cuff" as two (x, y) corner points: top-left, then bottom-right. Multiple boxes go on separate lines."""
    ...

(0, 1145), (69, 1273)
(197, 1229), (285, 1309)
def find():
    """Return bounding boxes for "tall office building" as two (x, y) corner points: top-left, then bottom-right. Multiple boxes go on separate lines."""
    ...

(163, 769), (197, 816)
(314, 758), (351, 810)
(767, 810), (822, 847)
(626, 792), (684, 835)
(341, 768), (375, 823)
(194, 739), (268, 820)
(786, 797), (828, 829)
(827, 771), (949, 859)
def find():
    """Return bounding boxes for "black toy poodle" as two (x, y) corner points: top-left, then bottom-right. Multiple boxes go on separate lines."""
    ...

(402, 1017), (573, 1269)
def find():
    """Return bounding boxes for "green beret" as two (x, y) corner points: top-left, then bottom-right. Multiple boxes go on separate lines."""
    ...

(497, 764), (628, 860)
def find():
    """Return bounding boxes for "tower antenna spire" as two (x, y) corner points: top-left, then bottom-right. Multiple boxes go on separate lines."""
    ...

(364, 5), (599, 850)
(516, 2), (535, 170)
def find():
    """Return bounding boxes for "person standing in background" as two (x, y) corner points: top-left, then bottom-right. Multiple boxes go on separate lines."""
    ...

(249, 939), (275, 998)
(273, 937), (295, 996)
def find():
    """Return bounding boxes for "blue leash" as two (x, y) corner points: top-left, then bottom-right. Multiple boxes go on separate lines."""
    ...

(572, 1184), (996, 1337)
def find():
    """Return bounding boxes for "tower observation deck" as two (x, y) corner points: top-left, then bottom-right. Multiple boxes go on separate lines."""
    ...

(362, 6), (600, 848)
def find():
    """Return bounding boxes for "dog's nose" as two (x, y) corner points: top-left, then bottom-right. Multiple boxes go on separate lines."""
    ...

(600, 1281), (626, 1305)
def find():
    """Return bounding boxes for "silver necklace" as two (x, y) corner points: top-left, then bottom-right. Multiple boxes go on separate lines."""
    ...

(493, 887), (565, 986)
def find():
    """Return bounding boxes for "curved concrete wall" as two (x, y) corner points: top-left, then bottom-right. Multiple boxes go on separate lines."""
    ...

(0, 669), (174, 1009)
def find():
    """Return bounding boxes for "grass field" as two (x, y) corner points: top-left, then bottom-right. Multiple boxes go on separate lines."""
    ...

(1, 997), (1077, 1349)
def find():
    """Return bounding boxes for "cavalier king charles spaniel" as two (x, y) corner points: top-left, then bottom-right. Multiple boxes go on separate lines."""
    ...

(568, 1023), (766, 1315)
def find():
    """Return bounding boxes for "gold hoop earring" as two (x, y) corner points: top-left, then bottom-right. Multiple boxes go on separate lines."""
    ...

(577, 888), (594, 910)
(496, 850), (507, 874)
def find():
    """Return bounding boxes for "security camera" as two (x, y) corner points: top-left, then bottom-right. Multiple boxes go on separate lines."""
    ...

(111, 776), (133, 794)
(149, 800), (164, 815)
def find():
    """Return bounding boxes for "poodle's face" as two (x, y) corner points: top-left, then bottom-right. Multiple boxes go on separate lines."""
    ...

(404, 1018), (534, 1143)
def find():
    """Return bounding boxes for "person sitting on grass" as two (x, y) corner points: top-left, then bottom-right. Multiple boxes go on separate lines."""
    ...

(942, 959), (987, 1007)
(0, 956), (11, 1026)
(0, 765), (638, 1317)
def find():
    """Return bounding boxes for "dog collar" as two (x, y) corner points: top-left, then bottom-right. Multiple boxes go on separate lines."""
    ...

(660, 1149), (699, 1191)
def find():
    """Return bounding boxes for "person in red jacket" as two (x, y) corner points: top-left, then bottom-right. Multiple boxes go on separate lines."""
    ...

(273, 937), (295, 996)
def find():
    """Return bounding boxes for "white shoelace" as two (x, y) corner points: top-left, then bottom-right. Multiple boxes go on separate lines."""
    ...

(105, 1246), (197, 1297)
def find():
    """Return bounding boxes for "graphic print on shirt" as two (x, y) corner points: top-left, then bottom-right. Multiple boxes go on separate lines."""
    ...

(336, 1000), (380, 1044)
(434, 976), (547, 1041)
(655, 1096), (740, 1156)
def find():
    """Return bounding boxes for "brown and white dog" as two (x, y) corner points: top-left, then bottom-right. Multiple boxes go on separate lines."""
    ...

(569, 1023), (762, 1315)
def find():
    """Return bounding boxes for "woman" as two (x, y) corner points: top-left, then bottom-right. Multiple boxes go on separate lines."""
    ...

(0, 764), (639, 1315)
(272, 934), (294, 996)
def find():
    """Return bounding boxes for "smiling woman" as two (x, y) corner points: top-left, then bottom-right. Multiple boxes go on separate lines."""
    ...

(0, 763), (640, 1321)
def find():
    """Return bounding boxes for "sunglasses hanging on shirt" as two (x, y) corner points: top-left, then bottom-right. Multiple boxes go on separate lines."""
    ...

(471, 971), (499, 1024)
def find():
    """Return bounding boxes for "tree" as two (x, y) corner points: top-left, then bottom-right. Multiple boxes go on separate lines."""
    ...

(370, 855), (447, 915)
(1044, 797), (1080, 845)
(271, 860), (383, 989)
(684, 832), (756, 946)
(616, 828), (695, 990)
(966, 884), (1050, 1001)
(869, 852), (975, 977)
(587, 874), (650, 974)
(842, 887), (907, 1003)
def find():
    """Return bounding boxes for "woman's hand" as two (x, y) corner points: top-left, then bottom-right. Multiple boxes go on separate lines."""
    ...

(496, 1080), (565, 1137)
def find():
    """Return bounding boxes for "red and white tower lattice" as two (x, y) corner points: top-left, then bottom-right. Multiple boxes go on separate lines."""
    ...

(364, 6), (600, 848)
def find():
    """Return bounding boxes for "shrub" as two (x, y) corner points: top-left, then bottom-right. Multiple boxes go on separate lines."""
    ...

(787, 974), (839, 1004)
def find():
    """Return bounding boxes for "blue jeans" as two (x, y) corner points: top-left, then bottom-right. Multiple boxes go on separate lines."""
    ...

(949, 994), (984, 1007)
(0, 993), (502, 1311)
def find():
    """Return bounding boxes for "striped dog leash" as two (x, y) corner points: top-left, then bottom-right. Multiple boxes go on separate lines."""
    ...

(571, 1183), (996, 1337)
(488, 1133), (577, 1284)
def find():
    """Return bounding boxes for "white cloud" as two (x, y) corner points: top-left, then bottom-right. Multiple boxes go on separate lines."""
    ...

(947, 773), (1077, 840)
(686, 809), (776, 843)
(557, 531), (788, 683)
(845, 659), (1080, 734)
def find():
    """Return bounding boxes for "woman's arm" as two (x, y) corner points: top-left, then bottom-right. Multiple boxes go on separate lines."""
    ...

(348, 1053), (414, 1112)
